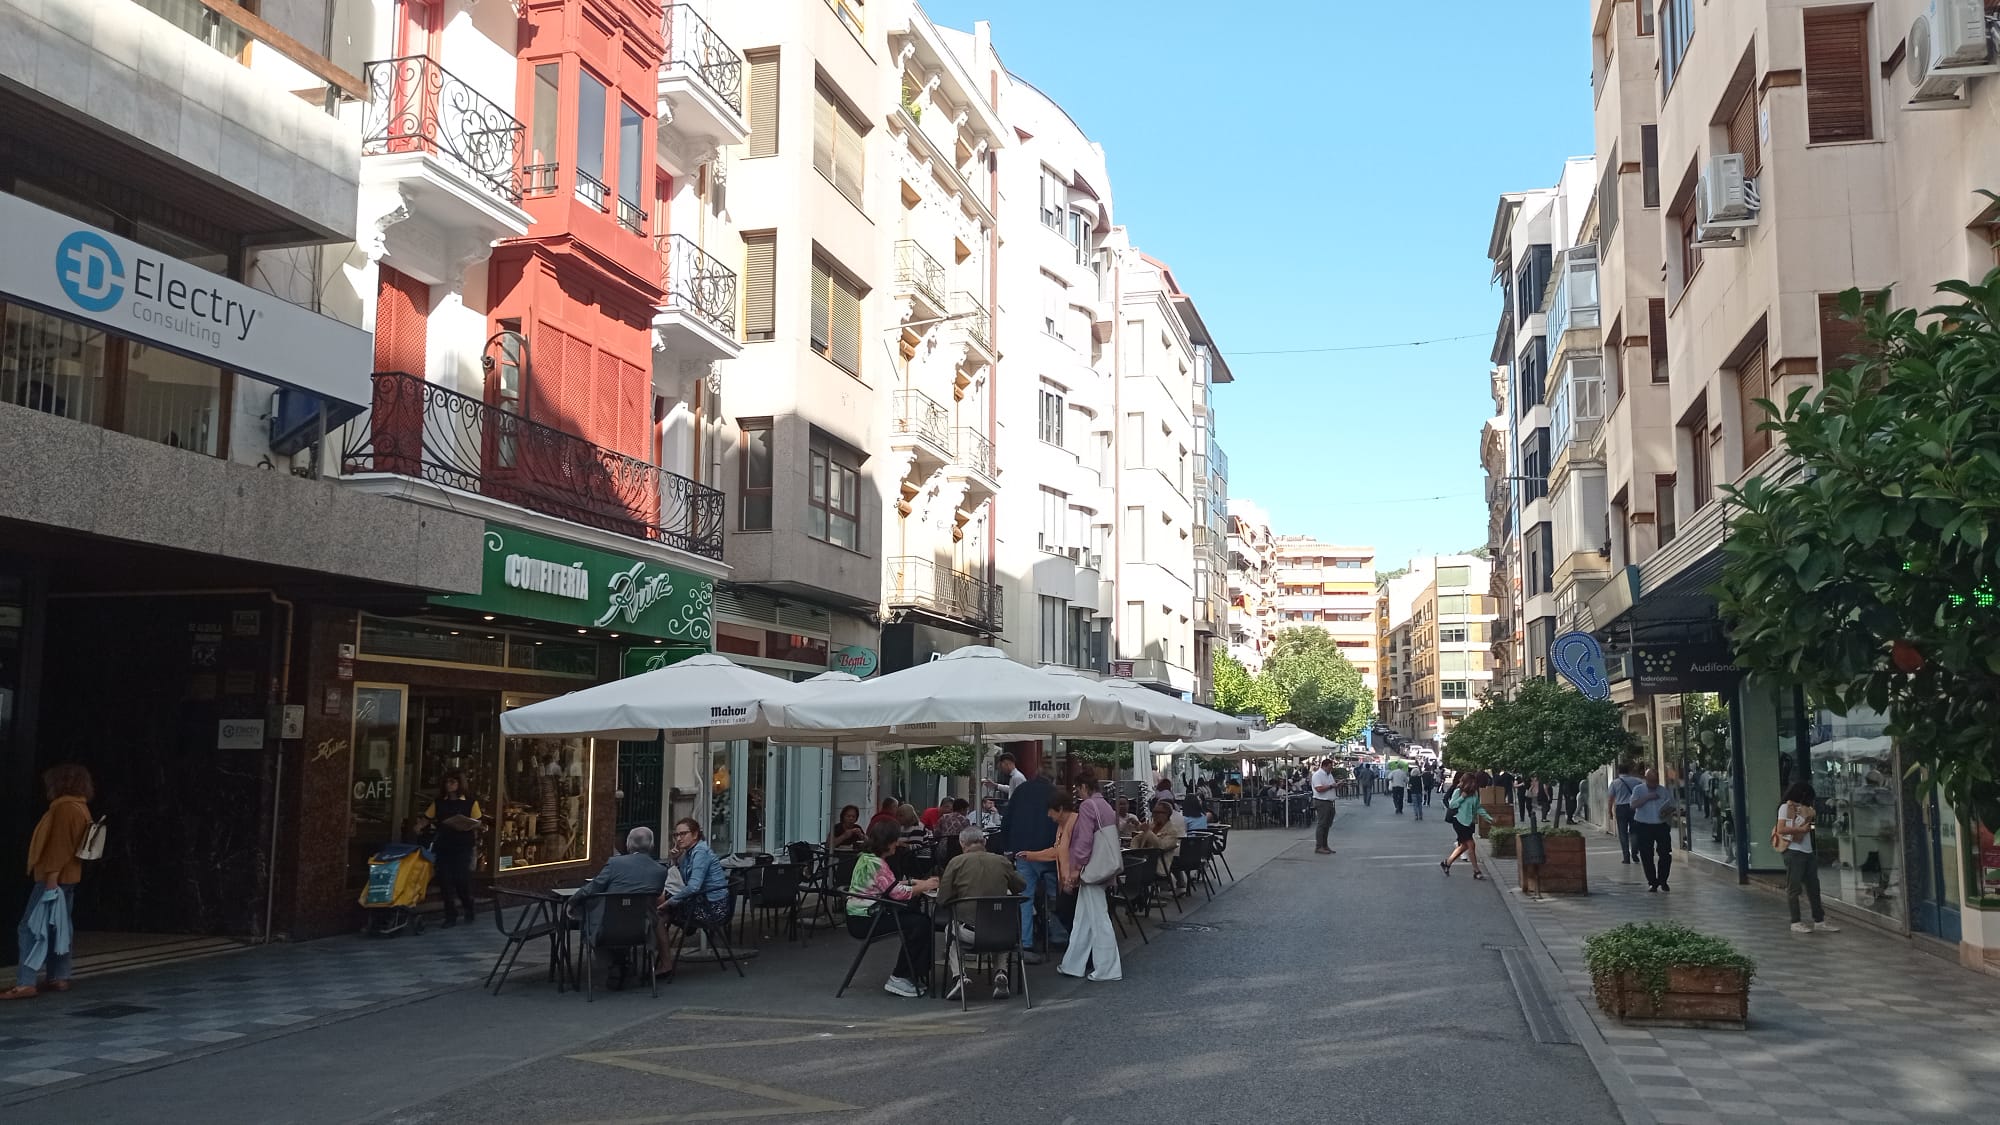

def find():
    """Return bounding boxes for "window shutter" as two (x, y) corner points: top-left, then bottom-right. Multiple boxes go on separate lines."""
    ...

(746, 52), (779, 157)
(812, 87), (834, 181)
(1804, 9), (1872, 143)
(562, 330), (591, 439)
(1727, 88), (1759, 177)
(810, 257), (831, 355)
(830, 274), (861, 374)
(1737, 342), (1771, 464)
(742, 232), (776, 342)
(373, 266), (429, 375)
(1818, 292), (1870, 374)
(832, 108), (864, 205)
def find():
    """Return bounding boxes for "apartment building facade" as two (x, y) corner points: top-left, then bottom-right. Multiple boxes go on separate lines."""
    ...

(0, 0), (506, 954)
(1376, 561), (1436, 741)
(1225, 498), (1277, 674)
(1577, 0), (2000, 963)
(985, 47), (1114, 683)
(1405, 557), (1499, 745)
(1270, 537), (1378, 693)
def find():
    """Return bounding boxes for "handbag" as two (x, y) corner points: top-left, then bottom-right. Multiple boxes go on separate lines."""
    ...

(76, 816), (107, 861)
(1770, 802), (1795, 852)
(1081, 823), (1123, 885)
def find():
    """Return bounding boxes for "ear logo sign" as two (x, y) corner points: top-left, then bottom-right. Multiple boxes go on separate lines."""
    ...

(1551, 631), (1610, 701)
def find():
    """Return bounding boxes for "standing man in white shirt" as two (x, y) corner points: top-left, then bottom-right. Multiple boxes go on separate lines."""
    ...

(1310, 758), (1340, 855)
(1387, 763), (1410, 815)
(982, 753), (1028, 801)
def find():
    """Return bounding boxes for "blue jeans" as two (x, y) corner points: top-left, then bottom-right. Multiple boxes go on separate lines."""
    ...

(1014, 857), (1067, 948)
(17, 883), (76, 988)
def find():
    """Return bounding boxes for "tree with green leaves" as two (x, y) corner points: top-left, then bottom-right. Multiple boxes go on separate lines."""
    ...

(1444, 681), (1635, 788)
(1211, 650), (1284, 722)
(1262, 627), (1374, 742)
(1717, 272), (2000, 828)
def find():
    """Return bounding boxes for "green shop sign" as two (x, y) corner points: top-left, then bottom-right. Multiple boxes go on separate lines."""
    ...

(829, 645), (878, 678)
(434, 524), (714, 644)
(622, 645), (707, 678)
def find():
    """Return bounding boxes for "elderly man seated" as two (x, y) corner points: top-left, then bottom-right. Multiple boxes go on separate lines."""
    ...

(572, 827), (671, 985)
(934, 826), (1026, 1001)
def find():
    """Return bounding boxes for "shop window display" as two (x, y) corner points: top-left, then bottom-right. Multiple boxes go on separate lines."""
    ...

(1809, 705), (1899, 919)
(498, 694), (591, 870)
(1668, 692), (1733, 864)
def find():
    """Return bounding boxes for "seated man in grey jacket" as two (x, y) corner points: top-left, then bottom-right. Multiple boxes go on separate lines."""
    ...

(574, 827), (671, 957)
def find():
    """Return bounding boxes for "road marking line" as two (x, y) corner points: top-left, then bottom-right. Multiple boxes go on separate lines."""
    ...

(546, 1057), (854, 1123)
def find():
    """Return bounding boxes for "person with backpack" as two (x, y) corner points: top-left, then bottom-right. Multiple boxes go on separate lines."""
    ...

(7, 764), (95, 1001)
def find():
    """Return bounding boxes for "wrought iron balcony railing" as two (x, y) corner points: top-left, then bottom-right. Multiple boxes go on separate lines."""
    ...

(887, 556), (1003, 631)
(891, 389), (952, 453)
(617, 196), (648, 234)
(953, 427), (996, 479)
(951, 291), (991, 354)
(663, 4), (744, 116)
(361, 56), (524, 204)
(656, 234), (738, 338)
(575, 168), (610, 210)
(894, 240), (947, 313)
(340, 372), (724, 559)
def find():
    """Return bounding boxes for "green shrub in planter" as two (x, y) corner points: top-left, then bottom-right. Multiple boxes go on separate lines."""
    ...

(1583, 922), (1755, 1006)
(1543, 827), (1582, 839)
(1489, 826), (1521, 857)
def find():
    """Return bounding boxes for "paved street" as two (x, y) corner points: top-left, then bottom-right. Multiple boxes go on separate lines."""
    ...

(5, 805), (1615, 1125)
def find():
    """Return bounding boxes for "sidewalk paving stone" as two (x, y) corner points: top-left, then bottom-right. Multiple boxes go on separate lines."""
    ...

(1489, 828), (2000, 1125)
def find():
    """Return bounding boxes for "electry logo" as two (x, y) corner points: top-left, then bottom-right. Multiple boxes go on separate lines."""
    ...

(56, 230), (124, 313)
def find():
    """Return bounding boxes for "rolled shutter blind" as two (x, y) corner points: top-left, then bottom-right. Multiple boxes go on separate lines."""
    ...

(1804, 10), (1871, 143)
(831, 274), (861, 374)
(810, 258), (831, 355)
(1727, 89), (1759, 177)
(833, 110), (864, 205)
(746, 53), (779, 158)
(1738, 342), (1771, 463)
(812, 88), (834, 180)
(373, 266), (428, 376)
(1818, 293), (1870, 374)
(742, 233), (776, 341)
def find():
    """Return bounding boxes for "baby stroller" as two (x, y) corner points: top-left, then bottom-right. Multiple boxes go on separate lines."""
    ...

(359, 843), (435, 937)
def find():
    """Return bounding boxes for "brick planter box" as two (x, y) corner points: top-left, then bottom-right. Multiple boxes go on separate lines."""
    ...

(1519, 833), (1588, 894)
(1592, 966), (1750, 1029)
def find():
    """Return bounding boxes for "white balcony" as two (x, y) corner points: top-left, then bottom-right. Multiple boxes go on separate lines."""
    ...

(652, 234), (742, 361)
(359, 57), (532, 281)
(657, 4), (750, 176)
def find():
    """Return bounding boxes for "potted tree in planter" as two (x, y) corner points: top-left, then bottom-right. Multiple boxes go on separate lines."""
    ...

(1584, 921), (1754, 1028)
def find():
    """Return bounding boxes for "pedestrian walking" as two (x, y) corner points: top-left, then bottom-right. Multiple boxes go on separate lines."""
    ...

(1629, 768), (1677, 892)
(1310, 758), (1340, 854)
(1411, 768), (1425, 820)
(6, 764), (94, 1001)
(1775, 782), (1841, 935)
(1356, 761), (1375, 807)
(1059, 776), (1121, 983)
(1440, 773), (1495, 880)
(1558, 776), (1582, 825)
(1609, 762), (1643, 864)
(421, 770), (483, 928)
(1002, 767), (1068, 961)
(1388, 762), (1409, 815)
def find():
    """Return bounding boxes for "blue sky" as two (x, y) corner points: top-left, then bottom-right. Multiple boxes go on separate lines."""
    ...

(925, 0), (1593, 570)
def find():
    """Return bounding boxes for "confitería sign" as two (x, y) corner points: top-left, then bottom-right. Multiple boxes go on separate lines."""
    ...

(434, 524), (713, 643)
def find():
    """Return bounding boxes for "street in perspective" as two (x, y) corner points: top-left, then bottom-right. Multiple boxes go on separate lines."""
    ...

(6, 2), (2000, 1124)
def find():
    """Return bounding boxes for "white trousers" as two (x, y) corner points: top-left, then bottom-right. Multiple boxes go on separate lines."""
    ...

(1060, 883), (1121, 982)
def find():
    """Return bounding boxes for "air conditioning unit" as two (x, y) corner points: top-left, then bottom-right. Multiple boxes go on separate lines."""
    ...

(1907, 0), (1996, 109)
(1064, 545), (1083, 562)
(1693, 154), (1758, 245)
(1083, 551), (1103, 570)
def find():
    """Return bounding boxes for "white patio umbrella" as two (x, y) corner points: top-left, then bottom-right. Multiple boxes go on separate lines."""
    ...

(1094, 676), (1253, 742)
(499, 653), (808, 741)
(771, 646), (1168, 743)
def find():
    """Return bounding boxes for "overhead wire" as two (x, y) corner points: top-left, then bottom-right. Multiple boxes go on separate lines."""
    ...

(1229, 332), (1486, 357)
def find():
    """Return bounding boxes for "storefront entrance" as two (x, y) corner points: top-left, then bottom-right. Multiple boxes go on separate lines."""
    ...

(692, 741), (832, 856)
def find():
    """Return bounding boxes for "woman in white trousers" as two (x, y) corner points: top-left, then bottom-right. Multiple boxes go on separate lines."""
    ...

(1061, 780), (1122, 982)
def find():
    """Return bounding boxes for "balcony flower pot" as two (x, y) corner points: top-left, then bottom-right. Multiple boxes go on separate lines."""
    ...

(1584, 922), (1754, 1030)
(1519, 828), (1587, 894)
(1489, 826), (1521, 859)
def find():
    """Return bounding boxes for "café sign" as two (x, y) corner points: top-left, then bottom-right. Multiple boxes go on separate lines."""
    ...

(0, 192), (372, 409)
(828, 645), (879, 678)
(435, 524), (713, 643)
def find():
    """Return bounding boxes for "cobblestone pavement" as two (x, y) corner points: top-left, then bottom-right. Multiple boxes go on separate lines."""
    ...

(1488, 828), (2000, 1125)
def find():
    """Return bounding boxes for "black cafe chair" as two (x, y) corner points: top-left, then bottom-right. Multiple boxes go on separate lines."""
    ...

(1106, 859), (1153, 946)
(488, 887), (568, 996)
(744, 863), (805, 945)
(1206, 823), (1235, 882)
(938, 895), (1032, 1011)
(580, 894), (661, 1002)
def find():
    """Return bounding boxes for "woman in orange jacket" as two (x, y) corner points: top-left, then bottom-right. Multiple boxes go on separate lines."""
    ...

(7, 764), (94, 1000)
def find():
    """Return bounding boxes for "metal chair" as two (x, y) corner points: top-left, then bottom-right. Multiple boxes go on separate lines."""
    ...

(835, 893), (930, 998)
(487, 887), (568, 995)
(669, 892), (746, 978)
(745, 863), (805, 944)
(1206, 823), (1235, 882)
(938, 895), (1032, 1010)
(579, 894), (660, 1001)
(1106, 859), (1153, 945)
(1172, 834), (1216, 904)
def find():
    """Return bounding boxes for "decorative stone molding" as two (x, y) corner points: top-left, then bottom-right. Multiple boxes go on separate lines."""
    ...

(358, 184), (412, 265)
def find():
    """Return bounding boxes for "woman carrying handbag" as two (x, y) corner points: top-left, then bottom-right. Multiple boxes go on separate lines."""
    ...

(1061, 776), (1123, 983)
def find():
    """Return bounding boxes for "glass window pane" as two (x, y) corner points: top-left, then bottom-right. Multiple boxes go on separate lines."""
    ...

(576, 71), (607, 183)
(533, 64), (559, 167)
(2, 303), (110, 429)
(618, 103), (644, 207)
(123, 343), (223, 455)
(359, 616), (506, 665)
(743, 426), (771, 487)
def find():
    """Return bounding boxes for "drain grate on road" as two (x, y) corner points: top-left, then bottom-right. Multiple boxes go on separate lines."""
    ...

(70, 1003), (159, 1019)
(1154, 921), (1219, 933)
